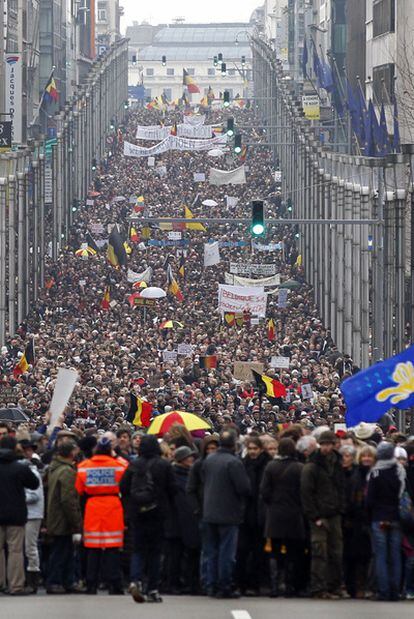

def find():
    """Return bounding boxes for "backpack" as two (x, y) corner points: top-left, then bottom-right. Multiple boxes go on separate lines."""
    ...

(130, 459), (157, 513)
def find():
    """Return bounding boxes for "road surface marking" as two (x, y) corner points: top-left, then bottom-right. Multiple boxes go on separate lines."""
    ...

(232, 611), (252, 619)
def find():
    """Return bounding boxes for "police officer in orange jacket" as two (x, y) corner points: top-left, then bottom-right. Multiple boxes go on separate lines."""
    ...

(75, 437), (128, 594)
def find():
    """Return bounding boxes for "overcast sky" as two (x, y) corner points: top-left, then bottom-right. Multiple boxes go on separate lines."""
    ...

(121, 0), (260, 31)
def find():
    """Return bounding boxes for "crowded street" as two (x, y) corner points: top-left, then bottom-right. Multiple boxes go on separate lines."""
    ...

(2, 100), (414, 613)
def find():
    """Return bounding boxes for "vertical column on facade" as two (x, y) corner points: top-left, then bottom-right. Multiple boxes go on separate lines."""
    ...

(395, 189), (407, 353)
(317, 167), (325, 313)
(7, 174), (16, 336)
(38, 153), (45, 287)
(344, 181), (353, 355)
(360, 186), (371, 367)
(0, 177), (6, 346)
(24, 166), (30, 314)
(56, 133), (63, 254)
(323, 172), (332, 327)
(17, 171), (25, 325)
(310, 161), (318, 295)
(336, 179), (345, 353)
(330, 176), (338, 339)
(384, 191), (396, 357)
(303, 148), (311, 282)
(32, 158), (39, 301)
(51, 143), (58, 261)
(351, 182), (362, 367)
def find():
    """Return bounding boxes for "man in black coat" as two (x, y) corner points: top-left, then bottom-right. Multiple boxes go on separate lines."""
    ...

(201, 429), (250, 598)
(300, 430), (346, 599)
(0, 436), (39, 595)
(120, 435), (177, 603)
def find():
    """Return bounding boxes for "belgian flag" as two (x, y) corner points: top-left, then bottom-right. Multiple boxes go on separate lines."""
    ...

(267, 318), (276, 342)
(101, 285), (110, 310)
(107, 225), (127, 268)
(178, 255), (185, 278)
(13, 338), (35, 379)
(252, 370), (287, 401)
(183, 69), (200, 94)
(184, 205), (206, 231)
(86, 231), (99, 253)
(199, 355), (217, 370)
(170, 122), (178, 136)
(127, 394), (153, 427)
(167, 264), (184, 302)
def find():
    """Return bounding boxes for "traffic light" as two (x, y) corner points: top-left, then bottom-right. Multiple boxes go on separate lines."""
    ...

(123, 100), (129, 110)
(223, 91), (230, 107)
(218, 52), (223, 62)
(241, 55), (246, 66)
(226, 117), (234, 137)
(91, 158), (97, 171)
(234, 134), (242, 154)
(251, 200), (265, 236)
(110, 117), (115, 130)
(221, 62), (227, 76)
(132, 54), (137, 65)
(213, 55), (218, 67)
(161, 55), (167, 66)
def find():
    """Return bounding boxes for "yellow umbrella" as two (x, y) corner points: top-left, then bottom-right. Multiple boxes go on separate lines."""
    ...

(147, 411), (211, 436)
(75, 247), (96, 257)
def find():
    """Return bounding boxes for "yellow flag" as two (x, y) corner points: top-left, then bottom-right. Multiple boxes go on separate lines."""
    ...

(184, 205), (206, 232)
(295, 254), (302, 267)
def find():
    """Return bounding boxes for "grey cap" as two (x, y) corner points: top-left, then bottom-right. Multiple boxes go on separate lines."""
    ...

(174, 445), (196, 463)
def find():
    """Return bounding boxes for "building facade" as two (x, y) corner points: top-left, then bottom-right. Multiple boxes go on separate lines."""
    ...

(128, 23), (252, 104)
(96, 0), (123, 50)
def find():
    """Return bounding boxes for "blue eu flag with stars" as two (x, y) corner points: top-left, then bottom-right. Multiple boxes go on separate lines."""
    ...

(341, 344), (414, 427)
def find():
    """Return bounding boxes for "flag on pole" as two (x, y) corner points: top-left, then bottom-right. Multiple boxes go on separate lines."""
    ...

(393, 96), (401, 153)
(267, 318), (276, 342)
(170, 122), (178, 136)
(44, 74), (59, 104)
(184, 205), (206, 231)
(167, 264), (184, 301)
(252, 370), (287, 402)
(130, 225), (139, 243)
(107, 225), (127, 268)
(178, 255), (185, 278)
(341, 344), (414, 427)
(183, 69), (200, 94)
(13, 338), (35, 379)
(199, 355), (218, 370)
(101, 285), (110, 310)
(127, 394), (153, 427)
(86, 231), (99, 253)
(301, 37), (308, 77)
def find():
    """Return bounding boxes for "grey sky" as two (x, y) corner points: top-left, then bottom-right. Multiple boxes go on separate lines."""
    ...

(121, 0), (260, 31)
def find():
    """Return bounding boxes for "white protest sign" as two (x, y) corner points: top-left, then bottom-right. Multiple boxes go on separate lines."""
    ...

(148, 156), (155, 167)
(89, 222), (105, 234)
(271, 356), (290, 369)
(86, 199), (94, 206)
(48, 368), (79, 431)
(204, 241), (220, 267)
(177, 344), (194, 356)
(218, 285), (267, 317)
(194, 173), (206, 182)
(162, 350), (178, 363)
(168, 231), (182, 240)
(301, 383), (313, 400)
(278, 288), (289, 308)
(229, 262), (277, 276)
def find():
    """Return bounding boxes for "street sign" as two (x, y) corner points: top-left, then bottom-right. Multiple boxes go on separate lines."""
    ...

(302, 94), (320, 120)
(44, 164), (53, 204)
(0, 120), (12, 152)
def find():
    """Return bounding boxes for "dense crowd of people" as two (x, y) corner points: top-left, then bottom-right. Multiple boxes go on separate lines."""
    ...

(0, 104), (412, 602)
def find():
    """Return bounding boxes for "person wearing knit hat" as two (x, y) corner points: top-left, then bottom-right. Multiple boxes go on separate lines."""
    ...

(367, 441), (406, 601)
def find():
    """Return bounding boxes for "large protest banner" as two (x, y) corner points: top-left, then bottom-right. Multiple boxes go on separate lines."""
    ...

(218, 284), (267, 317)
(224, 273), (281, 287)
(209, 166), (246, 186)
(124, 135), (227, 158)
(229, 262), (277, 276)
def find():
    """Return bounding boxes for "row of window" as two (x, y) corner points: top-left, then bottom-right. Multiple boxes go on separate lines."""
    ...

(373, 0), (395, 37)
(145, 67), (238, 77)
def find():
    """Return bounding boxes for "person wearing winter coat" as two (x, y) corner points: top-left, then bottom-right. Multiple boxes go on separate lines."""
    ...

(366, 441), (405, 601)
(261, 437), (306, 597)
(201, 429), (251, 598)
(301, 430), (346, 600)
(45, 441), (82, 594)
(0, 436), (39, 595)
(236, 436), (270, 595)
(24, 460), (44, 593)
(120, 435), (177, 603)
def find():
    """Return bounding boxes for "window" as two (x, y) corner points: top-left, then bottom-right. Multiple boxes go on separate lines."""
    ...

(208, 68), (215, 76)
(97, 9), (106, 21)
(166, 68), (174, 76)
(146, 68), (154, 76)
(186, 68), (195, 75)
(373, 0), (395, 37)
(373, 63), (395, 100)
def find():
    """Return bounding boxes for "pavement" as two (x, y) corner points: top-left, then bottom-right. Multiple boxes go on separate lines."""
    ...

(2, 594), (414, 619)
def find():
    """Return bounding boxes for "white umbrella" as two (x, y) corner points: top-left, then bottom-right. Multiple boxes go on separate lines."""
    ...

(202, 199), (218, 207)
(140, 287), (167, 299)
(208, 148), (225, 157)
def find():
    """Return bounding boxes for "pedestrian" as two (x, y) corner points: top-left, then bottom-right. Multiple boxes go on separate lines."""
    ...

(23, 441), (44, 593)
(45, 441), (82, 594)
(120, 434), (177, 603)
(0, 436), (39, 595)
(366, 441), (405, 601)
(201, 429), (250, 598)
(261, 437), (306, 597)
(301, 430), (346, 599)
(76, 436), (128, 594)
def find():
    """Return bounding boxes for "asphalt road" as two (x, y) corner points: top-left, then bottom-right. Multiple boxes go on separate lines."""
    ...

(2, 594), (414, 619)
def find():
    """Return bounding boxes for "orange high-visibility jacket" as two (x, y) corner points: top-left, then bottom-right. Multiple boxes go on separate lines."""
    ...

(75, 455), (127, 548)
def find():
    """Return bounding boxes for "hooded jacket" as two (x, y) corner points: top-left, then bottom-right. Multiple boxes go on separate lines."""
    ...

(0, 448), (39, 526)
(301, 449), (345, 522)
